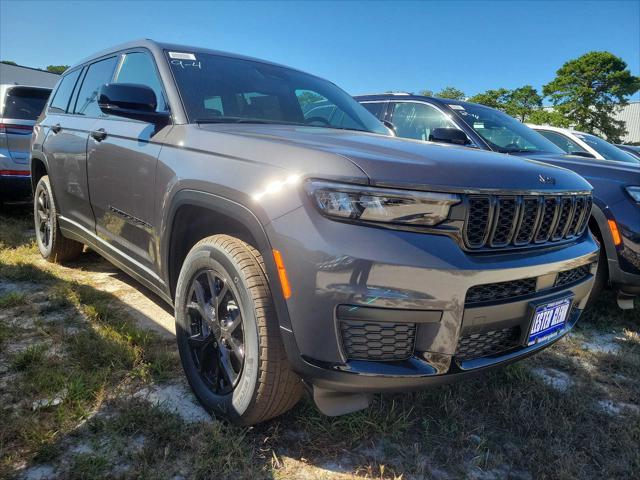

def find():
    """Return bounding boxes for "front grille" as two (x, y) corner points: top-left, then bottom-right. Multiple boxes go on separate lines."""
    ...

(455, 327), (521, 360)
(555, 264), (591, 287)
(340, 320), (416, 361)
(466, 277), (537, 305)
(463, 193), (592, 250)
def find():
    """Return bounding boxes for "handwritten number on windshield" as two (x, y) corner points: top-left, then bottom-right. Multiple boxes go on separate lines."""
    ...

(171, 59), (202, 70)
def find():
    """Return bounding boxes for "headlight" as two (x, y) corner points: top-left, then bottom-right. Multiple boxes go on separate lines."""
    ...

(625, 186), (640, 203)
(307, 180), (460, 226)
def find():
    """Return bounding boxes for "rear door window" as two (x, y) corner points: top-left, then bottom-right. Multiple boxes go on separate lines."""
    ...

(73, 56), (118, 117)
(49, 69), (82, 113)
(3, 87), (51, 120)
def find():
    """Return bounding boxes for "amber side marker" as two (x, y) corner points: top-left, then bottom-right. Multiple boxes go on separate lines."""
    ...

(272, 249), (292, 299)
(608, 219), (622, 246)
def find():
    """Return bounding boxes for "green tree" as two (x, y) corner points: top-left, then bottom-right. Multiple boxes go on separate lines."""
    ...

(468, 88), (511, 109)
(503, 85), (543, 122)
(526, 109), (572, 128)
(419, 89), (434, 97)
(1, 60), (18, 66)
(46, 65), (69, 74)
(543, 51), (640, 142)
(435, 86), (466, 100)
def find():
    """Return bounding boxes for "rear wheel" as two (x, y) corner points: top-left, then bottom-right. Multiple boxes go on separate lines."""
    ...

(174, 234), (302, 425)
(33, 175), (83, 263)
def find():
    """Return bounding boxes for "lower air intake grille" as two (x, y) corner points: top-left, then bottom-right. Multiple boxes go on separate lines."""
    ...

(340, 320), (416, 361)
(555, 264), (591, 288)
(466, 277), (537, 305)
(455, 327), (521, 360)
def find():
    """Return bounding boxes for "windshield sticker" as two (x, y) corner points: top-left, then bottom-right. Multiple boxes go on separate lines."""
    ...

(169, 51), (197, 61)
(171, 59), (202, 70)
(449, 104), (465, 110)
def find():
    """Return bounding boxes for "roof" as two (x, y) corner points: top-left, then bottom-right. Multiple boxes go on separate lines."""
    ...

(613, 101), (640, 143)
(0, 63), (60, 88)
(71, 38), (316, 77)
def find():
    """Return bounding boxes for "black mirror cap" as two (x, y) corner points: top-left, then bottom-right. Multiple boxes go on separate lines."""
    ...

(98, 83), (170, 127)
(429, 127), (470, 145)
(382, 120), (397, 136)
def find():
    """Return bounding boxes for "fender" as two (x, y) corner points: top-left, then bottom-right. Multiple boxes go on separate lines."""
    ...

(590, 200), (619, 270)
(161, 188), (294, 331)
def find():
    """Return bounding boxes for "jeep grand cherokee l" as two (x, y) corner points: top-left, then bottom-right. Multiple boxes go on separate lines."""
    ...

(31, 40), (598, 425)
(357, 94), (639, 309)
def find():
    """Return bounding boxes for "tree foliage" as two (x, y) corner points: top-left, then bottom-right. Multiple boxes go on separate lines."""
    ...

(467, 88), (511, 109)
(543, 51), (640, 142)
(1, 60), (18, 66)
(419, 89), (434, 97)
(46, 65), (69, 74)
(435, 86), (465, 100)
(504, 85), (543, 122)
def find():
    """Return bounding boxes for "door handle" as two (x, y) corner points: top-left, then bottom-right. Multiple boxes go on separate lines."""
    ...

(51, 123), (62, 133)
(90, 128), (107, 142)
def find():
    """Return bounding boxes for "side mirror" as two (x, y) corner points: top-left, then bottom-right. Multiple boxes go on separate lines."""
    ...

(382, 120), (397, 136)
(568, 151), (596, 159)
(98, 83), (170, 127)
(429, 127), (470, 145)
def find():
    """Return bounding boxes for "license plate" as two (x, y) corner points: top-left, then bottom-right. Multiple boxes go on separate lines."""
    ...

(527, 297), (572, 346)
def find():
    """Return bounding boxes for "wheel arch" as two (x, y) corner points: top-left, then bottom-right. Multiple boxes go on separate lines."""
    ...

(30, 152), (49, 193)
(163, 189), (293, 330)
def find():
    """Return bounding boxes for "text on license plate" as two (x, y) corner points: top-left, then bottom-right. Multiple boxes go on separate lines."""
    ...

(528, 298), (572, 346)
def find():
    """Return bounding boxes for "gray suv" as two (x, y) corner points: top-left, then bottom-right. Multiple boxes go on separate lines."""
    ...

(31, 40), (598, 425)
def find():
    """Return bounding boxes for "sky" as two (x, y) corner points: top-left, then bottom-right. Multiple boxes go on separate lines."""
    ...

(1, 0), (639, 100)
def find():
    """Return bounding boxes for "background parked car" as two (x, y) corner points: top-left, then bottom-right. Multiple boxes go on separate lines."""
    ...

(616, 144), (640, 160)
(356, 94), (640, 309)
(0, 84), (51, 203)
(528, 125), (639, 164)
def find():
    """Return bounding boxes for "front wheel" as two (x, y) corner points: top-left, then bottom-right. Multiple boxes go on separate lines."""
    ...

(34, 175), (83, 263)
(174, 235), (302, 425)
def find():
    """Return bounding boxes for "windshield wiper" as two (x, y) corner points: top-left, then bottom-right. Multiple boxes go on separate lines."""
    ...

(498, 149), (541, 154)
(195, 117), (283, 125)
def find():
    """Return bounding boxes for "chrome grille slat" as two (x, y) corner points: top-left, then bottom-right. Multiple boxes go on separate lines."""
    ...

(462, 193), (592, 250)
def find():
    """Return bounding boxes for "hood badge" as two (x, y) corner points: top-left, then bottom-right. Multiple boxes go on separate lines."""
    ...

(538, 174), (556, 185)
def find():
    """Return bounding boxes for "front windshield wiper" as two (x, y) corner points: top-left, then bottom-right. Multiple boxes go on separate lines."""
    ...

(497, 149), (541, 154)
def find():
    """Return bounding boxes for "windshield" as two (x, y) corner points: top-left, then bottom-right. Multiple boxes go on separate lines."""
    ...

(574, 132), (640, 164)
(452, 103), (565, 154)
(2, 87), (50, 120)
(166, 51), (388, 134)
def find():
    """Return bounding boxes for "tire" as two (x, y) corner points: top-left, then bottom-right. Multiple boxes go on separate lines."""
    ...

(175, 234), (302, 425)
(586, 231), (608, 309)
(33, 175), (83, 263)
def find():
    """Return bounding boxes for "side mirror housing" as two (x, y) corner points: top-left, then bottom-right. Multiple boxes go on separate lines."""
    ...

(98, 83), (170, 127)
(429, 127), (470, 145)
(382, 120), (397, 136)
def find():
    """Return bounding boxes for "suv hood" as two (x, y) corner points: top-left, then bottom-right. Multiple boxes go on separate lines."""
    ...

(197, 124), (593, 193)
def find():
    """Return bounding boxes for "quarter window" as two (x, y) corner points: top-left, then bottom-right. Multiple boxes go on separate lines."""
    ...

(49, 69), (82, 113)
(360, 102), (386, 120)
(73, 57), (118, 117)
(114, 52), (167, 112)
(390, 102), (460, 141)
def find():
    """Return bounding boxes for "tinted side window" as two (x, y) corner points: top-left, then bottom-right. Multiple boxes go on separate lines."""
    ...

(3, 87), (50, 120)
(537, 130), (586, 154)
(49, 69), (82, 113)
(390, 102), (460, 141)
(114, 52), (167, 111)
(360, 102), (386, 120)
(73, 57), (118, 117)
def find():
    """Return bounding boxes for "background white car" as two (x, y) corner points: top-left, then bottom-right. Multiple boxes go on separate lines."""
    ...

(528, 124), (639, 164)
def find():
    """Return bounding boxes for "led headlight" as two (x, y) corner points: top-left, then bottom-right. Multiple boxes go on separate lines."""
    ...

(307, 180), (460, 226)
(625, 186), (640, 203)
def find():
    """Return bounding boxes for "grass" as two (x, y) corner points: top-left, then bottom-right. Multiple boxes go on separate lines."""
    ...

(1, 203), (638, 479)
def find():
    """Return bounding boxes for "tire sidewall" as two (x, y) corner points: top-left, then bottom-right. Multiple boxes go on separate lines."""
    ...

(175, 244), (260, 420)
(34, 176), (54, 259)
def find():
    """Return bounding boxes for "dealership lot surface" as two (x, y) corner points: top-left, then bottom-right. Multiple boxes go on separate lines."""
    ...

(0, 203), (638, 479)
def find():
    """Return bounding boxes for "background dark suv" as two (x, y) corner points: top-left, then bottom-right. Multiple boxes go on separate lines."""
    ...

(356, 94), (640, 309)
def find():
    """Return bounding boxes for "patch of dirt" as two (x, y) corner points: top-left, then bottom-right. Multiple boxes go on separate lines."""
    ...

(530, 367), (574, 392)
(133, 381), (212, 424)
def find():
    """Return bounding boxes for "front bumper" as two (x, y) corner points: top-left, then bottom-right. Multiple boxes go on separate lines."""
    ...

(267, 204), (599, 393)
